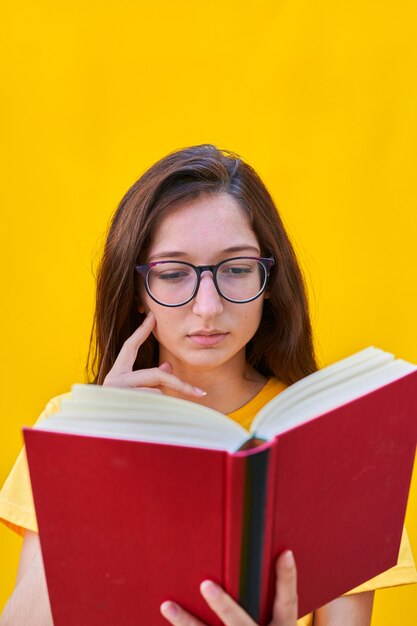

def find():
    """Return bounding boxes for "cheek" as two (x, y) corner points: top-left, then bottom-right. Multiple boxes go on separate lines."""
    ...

(248, 299), (264, 325)
(149, 306), (180, 344)
(238, 302), (264, 339)
(141, 290), (161, 318)
(235, 301), (263, 344)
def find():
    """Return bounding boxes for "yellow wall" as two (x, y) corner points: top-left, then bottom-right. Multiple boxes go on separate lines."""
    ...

(1, 1), (416, 623)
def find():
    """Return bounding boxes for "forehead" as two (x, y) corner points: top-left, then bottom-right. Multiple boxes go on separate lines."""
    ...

(149, 193), (259, 257)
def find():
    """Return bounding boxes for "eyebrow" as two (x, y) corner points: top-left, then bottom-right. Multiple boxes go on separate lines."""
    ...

(148, 245), (261, 262)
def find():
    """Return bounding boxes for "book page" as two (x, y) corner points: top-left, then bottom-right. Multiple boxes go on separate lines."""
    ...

(250, 347), (394, 433)
(254, 359), (417, 440)
(37, 385), (250, 452)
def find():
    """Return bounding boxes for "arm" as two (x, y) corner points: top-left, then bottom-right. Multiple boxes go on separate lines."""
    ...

(313, 591), (374, 626)
(0, 530), (54, 626)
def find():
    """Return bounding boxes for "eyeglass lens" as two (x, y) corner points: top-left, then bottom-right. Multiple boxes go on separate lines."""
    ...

(146, 258), (267, 305)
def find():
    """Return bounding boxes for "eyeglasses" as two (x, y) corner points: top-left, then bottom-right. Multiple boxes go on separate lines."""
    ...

(135, 256), (275, 307)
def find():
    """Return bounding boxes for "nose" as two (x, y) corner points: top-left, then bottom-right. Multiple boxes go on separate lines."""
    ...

(191, 271), (224, 318)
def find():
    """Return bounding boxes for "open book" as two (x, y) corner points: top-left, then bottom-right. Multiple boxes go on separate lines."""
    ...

(24, 347), (417, 626)
(33, 345), (417, 450)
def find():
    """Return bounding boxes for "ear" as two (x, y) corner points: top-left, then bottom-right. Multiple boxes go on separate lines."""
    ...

(137, 305), (145, 314)
(264, 290), (271, 300)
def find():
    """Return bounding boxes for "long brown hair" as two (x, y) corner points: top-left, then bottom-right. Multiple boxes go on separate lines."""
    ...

(86, 144), (317, 385)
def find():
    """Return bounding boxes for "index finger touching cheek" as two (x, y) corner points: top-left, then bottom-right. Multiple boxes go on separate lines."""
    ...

(111, 311), (156, 374)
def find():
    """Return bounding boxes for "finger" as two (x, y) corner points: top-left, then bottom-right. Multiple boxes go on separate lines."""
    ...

(111, 312), (156, 374)
(132, 387), (163, 394)
(124, 368), (207, 398)
(159, 361), (173, 373)
(199, 580), (256, 626)
(271, 551), (298, 626)
(160, 601), (206, 626)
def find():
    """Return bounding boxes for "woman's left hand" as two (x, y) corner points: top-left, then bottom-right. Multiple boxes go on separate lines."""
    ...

(160, 550), (298, 626)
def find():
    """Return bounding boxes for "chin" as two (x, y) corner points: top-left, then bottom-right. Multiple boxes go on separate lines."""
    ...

(183, 355), (227, 371)
(179, 347), (243, 371)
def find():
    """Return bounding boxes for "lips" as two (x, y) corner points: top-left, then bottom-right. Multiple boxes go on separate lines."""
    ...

(189, 330), (225, 336)
(187, 331), (228, 347)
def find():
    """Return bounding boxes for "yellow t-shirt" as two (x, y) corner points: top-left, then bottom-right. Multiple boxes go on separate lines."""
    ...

(0, 379), (416, 626)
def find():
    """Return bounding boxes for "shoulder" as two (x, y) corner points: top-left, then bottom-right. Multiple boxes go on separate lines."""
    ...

(35, 391), (72, 425)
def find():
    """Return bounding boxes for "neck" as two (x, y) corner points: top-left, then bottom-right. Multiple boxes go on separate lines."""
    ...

(158, 351), (267, 414)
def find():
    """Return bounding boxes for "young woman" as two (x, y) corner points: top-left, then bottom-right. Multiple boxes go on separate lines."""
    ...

(0, 145), (415, 626)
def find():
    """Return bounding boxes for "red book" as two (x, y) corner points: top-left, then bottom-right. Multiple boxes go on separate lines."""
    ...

(24, 347), (417, 625)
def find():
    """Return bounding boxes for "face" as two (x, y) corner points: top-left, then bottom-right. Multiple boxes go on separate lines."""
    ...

(141, 193), (266, 376)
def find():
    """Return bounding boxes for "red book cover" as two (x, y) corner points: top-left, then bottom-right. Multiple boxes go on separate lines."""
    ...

(24, 432), (230, 626)
(259, 370), (417, 621)
(24, 369), (417, 625)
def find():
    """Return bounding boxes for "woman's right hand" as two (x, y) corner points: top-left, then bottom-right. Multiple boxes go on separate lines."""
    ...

(102, 311), (207, 399)
(160, 550), (298, 626)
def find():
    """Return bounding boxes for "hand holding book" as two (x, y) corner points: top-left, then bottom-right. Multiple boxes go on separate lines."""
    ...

(160, 551), (298, 626)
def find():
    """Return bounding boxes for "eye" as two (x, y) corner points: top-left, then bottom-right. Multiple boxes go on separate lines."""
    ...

(220, 262), (254, 277)
(227, 267), (252, 274)
(151, 264), (194, 283)
(158, 271), (190, 281)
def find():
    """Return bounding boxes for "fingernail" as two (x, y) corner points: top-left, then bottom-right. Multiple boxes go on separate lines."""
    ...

(160, 601), (179, 619)
(284, 550), (294, 569)
(193, 387), (207, 396)
(200, 580), (220, 600)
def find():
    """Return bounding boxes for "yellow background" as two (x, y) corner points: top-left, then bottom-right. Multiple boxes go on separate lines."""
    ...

(1, 1), (416, 623)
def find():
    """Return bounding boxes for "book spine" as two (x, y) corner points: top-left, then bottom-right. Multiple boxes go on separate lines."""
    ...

(258, 437), (280, 625)
(223, 452), (246, 603)
(224, 445), (271, 623)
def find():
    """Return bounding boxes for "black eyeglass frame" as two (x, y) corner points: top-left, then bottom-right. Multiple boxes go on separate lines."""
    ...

(134, 256), (275, 307)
